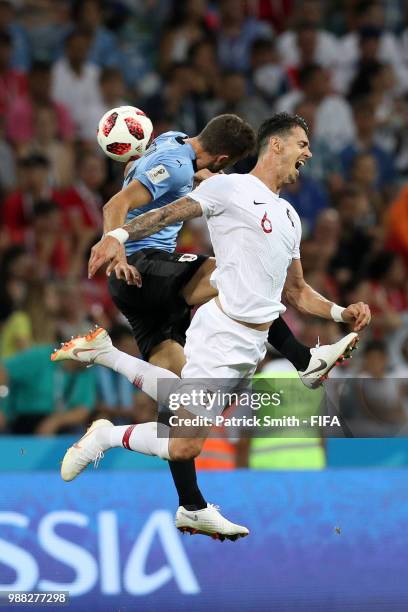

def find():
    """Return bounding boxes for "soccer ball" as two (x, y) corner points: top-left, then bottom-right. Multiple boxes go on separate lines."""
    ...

(97, 106), (153, 162)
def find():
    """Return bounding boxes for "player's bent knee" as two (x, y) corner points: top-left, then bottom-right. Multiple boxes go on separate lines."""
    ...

(169, 438), (203, 461)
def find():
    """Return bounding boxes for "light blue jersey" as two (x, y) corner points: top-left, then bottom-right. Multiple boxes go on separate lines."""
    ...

(123, 131), (197, 255)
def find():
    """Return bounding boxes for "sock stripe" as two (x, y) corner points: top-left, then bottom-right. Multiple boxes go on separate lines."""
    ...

(133, 375), (144, 389)
(122, 424), (137, 450)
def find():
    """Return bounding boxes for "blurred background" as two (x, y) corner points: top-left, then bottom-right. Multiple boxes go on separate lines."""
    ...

(0, 0), (408, 610)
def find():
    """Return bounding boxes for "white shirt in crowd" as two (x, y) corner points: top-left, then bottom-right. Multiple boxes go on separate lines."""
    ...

(190, 173), (301, 325)
(275, 91), (355, 153)
(51, 59), (102, 140)
(335, 31), (408, 94)
(277, 29), (339, 71)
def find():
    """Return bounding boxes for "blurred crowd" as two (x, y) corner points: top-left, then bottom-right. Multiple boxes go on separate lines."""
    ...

(0, 0), (408, 455)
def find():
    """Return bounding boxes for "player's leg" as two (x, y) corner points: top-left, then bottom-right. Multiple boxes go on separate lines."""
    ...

(148, 339), (207, 510)
(267, 316), (310, 370)
(181, 257), (217, 306)
(109, 250), (236, 515)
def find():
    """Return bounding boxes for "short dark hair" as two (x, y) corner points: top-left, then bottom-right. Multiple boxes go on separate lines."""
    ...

(251, 37), (274, 55)
(363, 339), (387, 355)
(257, 113), (309, 154)
(198, 114), (256, 159)
(298, 63), (322, 88)
(65, 27), (92, 47)
(0, 30), (12, 47)
(33, 200), (59, 218)
(18, 153), (50, 169)
(30, 61), (52, 75)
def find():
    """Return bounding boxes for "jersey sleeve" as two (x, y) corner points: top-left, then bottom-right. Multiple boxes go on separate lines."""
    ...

(189, 174), (231, 218)
(133, 154), (190, 200)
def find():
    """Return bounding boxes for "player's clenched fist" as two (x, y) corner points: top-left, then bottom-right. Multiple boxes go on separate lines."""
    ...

(88, 235), (123, 278)
(342, 302), (371, 332)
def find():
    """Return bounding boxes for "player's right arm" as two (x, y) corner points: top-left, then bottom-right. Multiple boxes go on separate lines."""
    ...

(102, 179), (152, 232)
(91, 155), (177, 281)
(88, 196), (202, 278)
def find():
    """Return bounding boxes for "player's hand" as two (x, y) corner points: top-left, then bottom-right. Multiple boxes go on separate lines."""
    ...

(193, 168), (224, 186)
(342, 302), (371, 332)
(88, 236), (122, 278)
(109, 261), (142, 287)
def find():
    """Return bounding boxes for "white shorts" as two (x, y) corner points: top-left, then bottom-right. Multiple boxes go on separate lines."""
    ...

(169, 299), (268, 418)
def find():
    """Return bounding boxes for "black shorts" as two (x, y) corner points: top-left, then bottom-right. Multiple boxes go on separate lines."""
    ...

(108, 248), (208, 359)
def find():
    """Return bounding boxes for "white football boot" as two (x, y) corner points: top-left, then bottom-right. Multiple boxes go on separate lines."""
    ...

(51, 326), (112, 365)
(60, 419), (113, 482)
(299, 332), (359, 389)
(175, 504), (249, 542)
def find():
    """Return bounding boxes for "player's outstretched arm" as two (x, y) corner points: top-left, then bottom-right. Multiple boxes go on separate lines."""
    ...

(88, 196), (202, 278)
(122, 196), (202, 241)
(284, 259), (371, 332)
(87, 179), (154, 281)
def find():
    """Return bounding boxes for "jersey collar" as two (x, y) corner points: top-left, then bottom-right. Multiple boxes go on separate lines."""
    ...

(175, 136), (198, 172)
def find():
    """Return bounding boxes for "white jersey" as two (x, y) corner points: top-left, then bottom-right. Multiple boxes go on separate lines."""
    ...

(189, 173), (301, 324)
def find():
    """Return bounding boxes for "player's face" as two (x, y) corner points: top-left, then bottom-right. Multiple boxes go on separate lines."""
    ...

(281, 126), (312, 184)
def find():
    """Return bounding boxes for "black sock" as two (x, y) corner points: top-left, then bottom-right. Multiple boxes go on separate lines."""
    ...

(158, 405), (207, 509)
(168, 460), (207, 510)
(267, 317), (311, 371)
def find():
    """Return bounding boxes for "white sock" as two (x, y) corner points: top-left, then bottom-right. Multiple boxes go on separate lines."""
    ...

(99, 422), (170, 460)
(95, 347), (179, 402)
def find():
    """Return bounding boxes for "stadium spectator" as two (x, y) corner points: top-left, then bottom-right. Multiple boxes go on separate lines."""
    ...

(56, 281), (95, 340)
(336, 0), (405, 94)
(348, 151), (384, 215)
(204, 70), (270, 129)
(293, 99), (343, 192)
(0, 345), (96, 434)
(216, 0), (273, 71)
(275, 63), (355, 152)
(330, 185), (375, 286)
(0, 280), (59, 358)
(6, 61), (75, 146)
(159, 0), (212, 73)
(2, 154), (55, 243)
(188, 38), (221, 103)
(249, 37), (289, 102)
(59, 152), (106, 236)
(343, 340), (408, 434)
(339, 97), (396, 194)
(26, 200), (69, 279)
(69, 0), (121, 69)
(0, 30), (27, 117)
(0, 0), (30, 71)
(277, 19), (339, 80)
(0, 116), (16, 194)
(18, 105), (75, 188)
(21, 0), (70, 65)
(144, 62), (206, 134)
(51, 29), (102, 140)
(386, 183), (408, 265)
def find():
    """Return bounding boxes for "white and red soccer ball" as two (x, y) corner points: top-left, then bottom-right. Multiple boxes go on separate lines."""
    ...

(97, 106), (153, 162)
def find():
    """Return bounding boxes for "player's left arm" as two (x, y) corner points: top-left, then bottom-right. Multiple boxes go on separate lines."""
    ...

(88, 196), (202, 278)
(283, 259), (371, 332)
